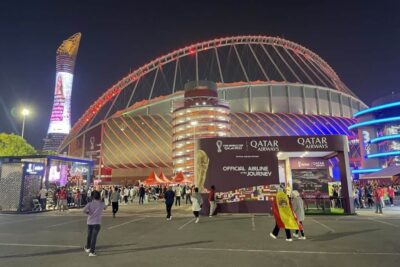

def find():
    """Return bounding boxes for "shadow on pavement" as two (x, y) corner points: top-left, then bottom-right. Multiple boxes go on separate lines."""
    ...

(0, 243), (136, 259)
(310, 228), (379, 242)
(0, 241), (213, 259)
(196, 217), (252, 224)
(97, 240), (213, 256)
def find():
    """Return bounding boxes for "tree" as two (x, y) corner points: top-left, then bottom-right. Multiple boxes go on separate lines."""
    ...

(0, 133), (36, 156)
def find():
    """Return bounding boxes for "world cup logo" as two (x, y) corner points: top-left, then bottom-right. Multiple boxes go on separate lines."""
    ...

(216, 140), (223, 153)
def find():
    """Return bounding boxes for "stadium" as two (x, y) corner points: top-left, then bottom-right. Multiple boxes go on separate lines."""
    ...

(58, 35), (367, 184)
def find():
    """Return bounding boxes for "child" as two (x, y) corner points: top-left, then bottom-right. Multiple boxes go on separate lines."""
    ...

(83, 190), (106, 256)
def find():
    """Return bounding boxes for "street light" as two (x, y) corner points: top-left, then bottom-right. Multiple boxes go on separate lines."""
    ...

(190, 121), (198, 180)
(21, 108), (30, 139)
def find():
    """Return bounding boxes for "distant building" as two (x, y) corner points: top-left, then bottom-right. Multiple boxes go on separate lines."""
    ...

(43, 33), (81, 151)
(349, 93), (400, 175)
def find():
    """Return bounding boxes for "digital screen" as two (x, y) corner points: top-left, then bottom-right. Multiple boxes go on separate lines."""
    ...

(48, 165), (61, 182)
(47, 71), (73, 134)
(48, 165), (69, 186)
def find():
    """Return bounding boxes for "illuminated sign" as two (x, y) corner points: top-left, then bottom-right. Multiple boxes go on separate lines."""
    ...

(362, 130), (371, 154)
(297, 137), (328, 149)
(47, 71), (73, 134)
(25, 163), (45, 175)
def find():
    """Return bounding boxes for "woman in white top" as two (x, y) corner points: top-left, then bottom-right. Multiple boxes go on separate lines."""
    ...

(291, 190), (306, 240)
(191, 187), (203, 223)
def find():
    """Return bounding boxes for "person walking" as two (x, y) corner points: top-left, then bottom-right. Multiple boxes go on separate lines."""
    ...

(164, 186), (175, 220)
(58, 187), (68, 212)
(76, 189), (82, 208)
(110, 187), (120, 218)
(388, 186), (395, 207)
(83, 190), (106, 257)
(38, 187), (47, 211)
(104, 189), (109, 206)
(139, 185), (145, 205)
(185, 186), (192, 205)
(130, 186), (136, 203)
(123, 187), (129, 204)
(208, 185), (217, 217)
(175, 184), (182, 206)
(269, 189), (301, 242)
(192, 187), (203, 223)
(374, 186), (383, 214)
(291, 190), (306, 240)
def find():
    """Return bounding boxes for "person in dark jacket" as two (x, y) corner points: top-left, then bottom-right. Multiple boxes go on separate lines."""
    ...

(139, 185), (146, 205)
(164, 186), (175, 220)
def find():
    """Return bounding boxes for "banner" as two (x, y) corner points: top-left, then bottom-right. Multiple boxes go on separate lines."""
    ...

(197, 137), (280, 192)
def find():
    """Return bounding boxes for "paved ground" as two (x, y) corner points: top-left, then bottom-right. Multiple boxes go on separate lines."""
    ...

(0, 201), (400, 267)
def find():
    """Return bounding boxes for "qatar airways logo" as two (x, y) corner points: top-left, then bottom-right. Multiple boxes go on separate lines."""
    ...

(297, 137), (328, 149)
(249, 139), (279, 152)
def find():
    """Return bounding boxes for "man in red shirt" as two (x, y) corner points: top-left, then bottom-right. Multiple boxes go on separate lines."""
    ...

(373, 186), (383, 214)
(58, 187), (68, 212)
(208, 185), (216, 217)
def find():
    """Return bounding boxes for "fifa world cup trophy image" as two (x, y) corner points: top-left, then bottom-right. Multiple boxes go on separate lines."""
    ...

(196, 149), (210, 191)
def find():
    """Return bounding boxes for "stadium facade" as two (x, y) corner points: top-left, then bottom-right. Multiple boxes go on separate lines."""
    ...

(43, 33), (81, 151)
(58, 36), (367, 184)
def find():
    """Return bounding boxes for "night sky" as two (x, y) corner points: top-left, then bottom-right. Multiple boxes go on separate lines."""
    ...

(1, 0), (399, 149)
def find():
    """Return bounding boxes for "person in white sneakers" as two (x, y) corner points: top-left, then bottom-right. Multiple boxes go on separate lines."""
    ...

(83, 191), (106, 256)
(269, 188), (301, 242)
(291, 190), (306, 240)
(192, 187), (203, 223)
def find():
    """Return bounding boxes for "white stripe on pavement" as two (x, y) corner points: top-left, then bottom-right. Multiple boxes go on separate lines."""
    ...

(107, 218), (145, 230)
(0, 242), (80, 248)
(46, 219), (83, 228)
(178, 218), (196, 230)
(180, 247), (400, 256)
(311, 218), (335, 233)
(0, 217), (46, 225)
(368, 218), (400, 228)
(251, 215), (256, 231)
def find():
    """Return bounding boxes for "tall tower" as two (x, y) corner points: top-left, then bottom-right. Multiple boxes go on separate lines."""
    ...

(43, 33), (81, 151)
(172, 81), (231, 181)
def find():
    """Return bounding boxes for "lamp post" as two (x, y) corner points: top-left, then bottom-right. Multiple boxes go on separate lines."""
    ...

(190, 121), (198, 180)
(21, 108), (30, 139)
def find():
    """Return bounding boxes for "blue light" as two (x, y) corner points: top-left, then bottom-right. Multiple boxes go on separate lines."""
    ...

(352, 168), (382, 174)
(367, 151), (400, 158)
(370, 134), (400, 144)
(354, 101), (400, 117)
(348, 116), (400, 130)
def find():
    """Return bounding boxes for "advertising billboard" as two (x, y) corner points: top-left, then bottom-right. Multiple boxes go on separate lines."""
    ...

(197, 138), (280, 193)
(195, 135), (352, 213)
(47, 71), (73, 134)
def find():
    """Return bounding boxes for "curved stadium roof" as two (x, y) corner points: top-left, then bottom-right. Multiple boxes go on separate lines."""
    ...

(62, 35), (363, 149)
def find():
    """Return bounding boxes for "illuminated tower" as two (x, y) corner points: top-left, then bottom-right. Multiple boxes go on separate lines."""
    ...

(43, 33), (81, 151)
(172, 81), (231, 180)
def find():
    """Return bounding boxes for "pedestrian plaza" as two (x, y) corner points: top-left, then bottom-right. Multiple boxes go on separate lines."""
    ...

(0, 201), (399, 267)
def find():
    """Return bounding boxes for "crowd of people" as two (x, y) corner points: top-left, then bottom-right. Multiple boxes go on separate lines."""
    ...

(353, 182), (399, 213)
(38, 180), (400, 256)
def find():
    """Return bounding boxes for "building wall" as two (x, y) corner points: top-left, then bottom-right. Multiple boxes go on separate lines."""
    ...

(100, 112), (357, 180)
